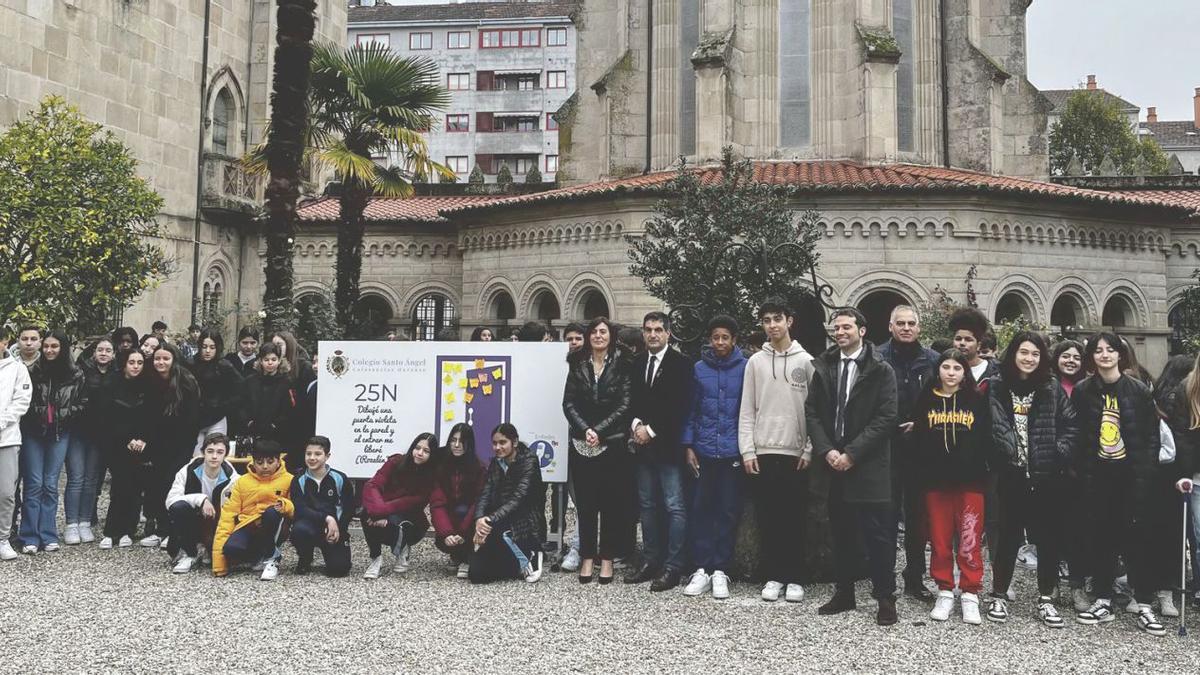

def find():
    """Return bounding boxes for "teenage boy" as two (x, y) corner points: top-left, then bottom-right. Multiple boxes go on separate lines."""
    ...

(151, 321), (168, 341)
(877, 305), (939, 601)
(166, 433), (239, 573)
(289, 435), (356, 577)
(626, 312), (691, 591)
(212, 440), (294, 580)
(559, 323), (588, 572)
(180, 325), (201, 363)
(223, 327), (259, 377)
(0, 326), (32, 560)
(949, 308), (998, 387)
(738, 298), (815, 603)
(808, 308), (900, 626)
(15, 327), (41, 368)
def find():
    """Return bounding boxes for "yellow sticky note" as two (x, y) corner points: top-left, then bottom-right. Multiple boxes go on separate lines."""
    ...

(444, 410), (455, 421)
(474, 359), (485, 369)
(451, 362), (463, 373)
(469, 378), (479, 388)
(458, 378), (468, 388)
(464, 393), (474, 404)
(491, 368), (503, 380)
(446, 392), (456, 403)
(482, 384), (493, 396)
(443, 374), (452, 385)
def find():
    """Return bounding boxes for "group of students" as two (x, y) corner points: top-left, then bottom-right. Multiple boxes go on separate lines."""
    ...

(0, 322), (318, 558)
(554, 302), (1198, 637)
(3, 305), (1199, 635)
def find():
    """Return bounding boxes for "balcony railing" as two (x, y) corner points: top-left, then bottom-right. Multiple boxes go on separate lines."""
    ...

(202, 153), (263, 218)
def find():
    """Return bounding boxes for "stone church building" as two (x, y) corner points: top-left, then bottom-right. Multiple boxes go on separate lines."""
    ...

(5, 1), (1199, 371)
(292, 0), (1200, 371)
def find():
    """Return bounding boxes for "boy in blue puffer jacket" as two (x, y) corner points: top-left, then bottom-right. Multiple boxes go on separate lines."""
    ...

(680, 315), (748, 600)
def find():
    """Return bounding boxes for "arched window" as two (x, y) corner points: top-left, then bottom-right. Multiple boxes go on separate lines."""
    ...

(212, 89), (234, 155)
(679, 0), (700, 156)
(413, 294), (455, 341)
(893, 0), (915, 152)
(995, 292), (1034, 324)
(857, 289), (911, 346)
(533, 290), (561, 322)
(779, 0), (812, 148)
(1102, 295), (1136, 328)
(579, 289), (610, 321)
(490, 291), (516, 321)
(354, 294), (395, 339)
(1051, 293), (1086, 330)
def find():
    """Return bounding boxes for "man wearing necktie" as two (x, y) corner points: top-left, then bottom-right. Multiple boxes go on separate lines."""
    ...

(806, 308), (900, 625)
(625, 312), (692, 591)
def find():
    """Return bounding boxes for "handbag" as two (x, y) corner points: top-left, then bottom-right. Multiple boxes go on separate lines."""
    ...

(1159, 419), (1176, 464)
(572, 437), (607, 458)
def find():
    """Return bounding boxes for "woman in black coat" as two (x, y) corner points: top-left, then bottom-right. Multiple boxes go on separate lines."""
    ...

(241, 342), (299, 469)
(100, 349), (150, 549)
(186, 329), (242, 456)
(138, 343), (200, 547)
(1071, 332), (1163, 636)
(469, 424), (546, 584)
(561, 317), (633, 584)
(984, 331), (1077, 628)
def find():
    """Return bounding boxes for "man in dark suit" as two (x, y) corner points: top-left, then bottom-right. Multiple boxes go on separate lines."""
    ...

(806, 307), (900, 625)
(625, 311), (692, 591)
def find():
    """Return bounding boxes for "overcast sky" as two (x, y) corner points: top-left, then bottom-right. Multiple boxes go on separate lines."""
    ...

(1028, 0), (1200, 120)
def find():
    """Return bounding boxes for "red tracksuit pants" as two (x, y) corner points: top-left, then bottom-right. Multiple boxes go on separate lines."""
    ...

(924, 485), (985, 594)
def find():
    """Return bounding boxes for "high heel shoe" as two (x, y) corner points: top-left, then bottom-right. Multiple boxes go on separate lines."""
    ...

(598, 560), (614, 584)
(579, 573), (594, 584)
(579, 561), (595, 584)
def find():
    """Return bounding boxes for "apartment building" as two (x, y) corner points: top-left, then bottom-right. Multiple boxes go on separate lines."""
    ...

(347, 2), (576, 183)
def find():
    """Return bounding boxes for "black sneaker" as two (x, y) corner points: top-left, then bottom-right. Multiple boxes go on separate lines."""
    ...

(986, 596), (1009, 623)
(1076, 599), (1115, 625)
(1136, 606), (1166, 637)
(1036, 596), (1064, 629)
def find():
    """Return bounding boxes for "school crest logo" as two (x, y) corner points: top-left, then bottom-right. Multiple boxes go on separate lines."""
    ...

(325, 350), (350, 379)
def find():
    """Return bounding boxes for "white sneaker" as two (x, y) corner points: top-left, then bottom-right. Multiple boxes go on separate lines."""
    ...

(138, 534), (161, 548)
(961, 593), (982, 625)
(159, 536), (169, 550)
(456, 563), (469, 579)
(1037, 595), (1065, 628)
(260, 560), (278, 581)
(785, 584), (805, 603)
(363, 556), (383, 579)
(986, 596), (1009, 623)
(711, 571), (730, 600)
(523, 551), (544, 583)
(1136, 604), (1167, 637)
(118, 535), (133, 548)
(393, 543), (411, 573)
(43, 542), (59, 552)
(0, 540), (16, 561)
(21, 544), (37, 555)
(930, 590), (955, 621)
(64, 523), (80, 545)
(560, 547), (581, 572)
(1073, 588), (1090, 613)
(1017, 544), (1038, 569)
(761, 580), (784, 602)
(1076, 599), (1116, 625)
(1157, 590), (1180, 618)
(98, 537), (113, 550)
(683, 569), (712, 597)
(172, 555), (196, 574)
(79, 524), (95, 543)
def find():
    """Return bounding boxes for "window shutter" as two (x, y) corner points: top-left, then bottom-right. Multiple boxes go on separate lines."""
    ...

(476, 112), (493, 132)
(476, 70), (494, 91)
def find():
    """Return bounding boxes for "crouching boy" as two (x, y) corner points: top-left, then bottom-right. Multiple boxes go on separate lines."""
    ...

(166, 433), (239, 573)
(289, 435), (356, 577)
(212, 440), (294, 580)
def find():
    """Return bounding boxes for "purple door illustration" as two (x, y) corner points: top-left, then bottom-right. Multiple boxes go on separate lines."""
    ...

(464, 365), (507, 463)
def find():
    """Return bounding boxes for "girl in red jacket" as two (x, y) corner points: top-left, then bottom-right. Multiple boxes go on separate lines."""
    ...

(361, 432), (439, 579)
(430, 423), (485, 578)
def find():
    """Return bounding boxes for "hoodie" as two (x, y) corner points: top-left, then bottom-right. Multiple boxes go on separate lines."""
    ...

(0, 350), (32, 448)
(738, 340), (815, 462)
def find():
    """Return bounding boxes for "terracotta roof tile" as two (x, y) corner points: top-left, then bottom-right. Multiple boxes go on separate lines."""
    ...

(437, 160), (1197, 217)
(1107, 189), (1200, 211)
(296, 195), (499, 223)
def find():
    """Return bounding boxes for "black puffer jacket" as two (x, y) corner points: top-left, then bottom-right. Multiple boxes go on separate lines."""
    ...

(77, 358), (117, 438)
(476, 443), (545, 550)
(21, 359), (87, 440)
(562, 347), (634, 445)
(988, 376), (1078, 482)
(187, 357), (242, 428)
(1071, 374), (1159, 500)
(241, 371), (296, 442)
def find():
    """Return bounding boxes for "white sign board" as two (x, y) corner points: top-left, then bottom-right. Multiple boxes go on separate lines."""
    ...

(316, 340), (570, 482)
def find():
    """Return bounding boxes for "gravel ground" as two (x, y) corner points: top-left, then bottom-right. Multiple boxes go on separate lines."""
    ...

(2, 495), (1198, 673)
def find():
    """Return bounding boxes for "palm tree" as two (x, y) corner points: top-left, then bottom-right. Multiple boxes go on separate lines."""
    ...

(251, 42), (452, 336)
(260, 0), (317, 332)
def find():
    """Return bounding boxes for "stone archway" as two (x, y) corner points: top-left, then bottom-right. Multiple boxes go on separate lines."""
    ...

(994, 291), (1035, 324)
(1051, 292), (1087, 330)
(857, 289), (911, 346)
(1102, 294), (1137, 328)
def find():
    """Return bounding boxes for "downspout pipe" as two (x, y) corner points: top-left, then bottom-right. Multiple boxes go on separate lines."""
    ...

(939, 0), (951, 168)
(190, 0), (214, 325)
(643, 0), (653, 174)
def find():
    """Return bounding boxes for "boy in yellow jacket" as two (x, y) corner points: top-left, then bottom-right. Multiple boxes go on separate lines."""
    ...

(212, 441), (295, 580)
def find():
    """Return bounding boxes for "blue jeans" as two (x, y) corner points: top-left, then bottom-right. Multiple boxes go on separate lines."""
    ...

(690, 456), (744, 572)
(65, 432), (103, 524)
(635, 459), (688, 572)
(19, 432), (71, 547)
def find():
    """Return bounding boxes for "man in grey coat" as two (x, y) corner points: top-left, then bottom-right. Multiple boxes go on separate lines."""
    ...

(806, 308), (899, 625)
